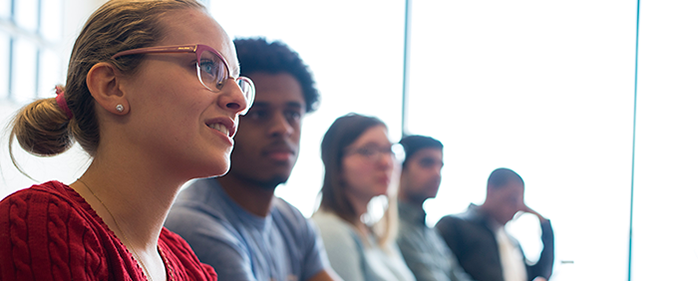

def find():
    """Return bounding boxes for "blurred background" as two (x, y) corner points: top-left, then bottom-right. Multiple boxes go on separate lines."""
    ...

(1, 1), (698, 280)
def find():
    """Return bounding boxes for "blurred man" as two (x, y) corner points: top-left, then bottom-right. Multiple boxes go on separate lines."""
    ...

(165, 38), (340, 281)
(396, 135), (472, 281)
(436, 168), (554, 281)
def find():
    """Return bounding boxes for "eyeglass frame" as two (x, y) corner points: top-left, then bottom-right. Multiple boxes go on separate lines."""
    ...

(344, 144), (397, 162)
(111, 44), (255, 114)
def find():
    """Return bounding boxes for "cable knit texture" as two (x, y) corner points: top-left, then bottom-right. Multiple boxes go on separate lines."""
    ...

(0, 181), (217, 281)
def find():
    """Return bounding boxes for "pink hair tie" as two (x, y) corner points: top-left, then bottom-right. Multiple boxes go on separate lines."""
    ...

(55, 85), (73, 119)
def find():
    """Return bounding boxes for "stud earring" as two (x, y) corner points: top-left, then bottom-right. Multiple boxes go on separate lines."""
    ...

(116, 104), (124, 113)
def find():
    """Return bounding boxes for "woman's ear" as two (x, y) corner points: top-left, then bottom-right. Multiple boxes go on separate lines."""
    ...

(86, 62), (129, 115)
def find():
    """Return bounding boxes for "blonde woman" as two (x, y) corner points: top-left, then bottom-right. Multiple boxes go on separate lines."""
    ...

(0, 0), (254, 280)
(312, 113), (416, 281)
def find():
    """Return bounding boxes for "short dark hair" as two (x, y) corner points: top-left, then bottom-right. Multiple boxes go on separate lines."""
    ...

(487, 168), (524, 189)
(399, 135), (443, 169)
(233, 37), (319, 113)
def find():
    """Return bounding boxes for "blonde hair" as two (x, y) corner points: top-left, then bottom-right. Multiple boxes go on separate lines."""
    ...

(9, 0), (206, 173)
(366, 195), (399, 250)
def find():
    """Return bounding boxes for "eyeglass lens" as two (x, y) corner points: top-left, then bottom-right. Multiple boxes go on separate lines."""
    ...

(237, 78), (253, 97)
(197, 50), (228, 92)
(197, 50), (254, 102)
(350, 146), (395, 161)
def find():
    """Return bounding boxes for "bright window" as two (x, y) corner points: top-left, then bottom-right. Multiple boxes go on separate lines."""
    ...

(406, 1), (636, 280)
(0, 34), (8, 99)
(0, 0), (64, 103)
(0, 0), (70, 199)
(210, 0), (406, 215)
(1, 1), (698, 280)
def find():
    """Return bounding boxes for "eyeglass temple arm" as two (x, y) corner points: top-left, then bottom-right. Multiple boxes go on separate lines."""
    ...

(111, 45), (198, 59)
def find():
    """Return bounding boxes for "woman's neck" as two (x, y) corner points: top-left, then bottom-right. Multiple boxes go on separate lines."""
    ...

(74, 158), (185, 252)
(343, 191), (373, 230)
(70, 144), (196, 281)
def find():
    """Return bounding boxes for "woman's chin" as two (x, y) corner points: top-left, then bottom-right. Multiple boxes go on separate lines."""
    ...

(192, 160), (230, 179)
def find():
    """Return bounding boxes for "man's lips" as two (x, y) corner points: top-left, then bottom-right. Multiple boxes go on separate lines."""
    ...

(267, 151), (294, 161)
(262, 143), (297, 162)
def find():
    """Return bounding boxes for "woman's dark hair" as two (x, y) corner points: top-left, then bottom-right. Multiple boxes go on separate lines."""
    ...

(318, 113), (386, 223)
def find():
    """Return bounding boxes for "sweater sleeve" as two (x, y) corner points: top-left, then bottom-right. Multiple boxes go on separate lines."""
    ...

(0, 187), (107, 281)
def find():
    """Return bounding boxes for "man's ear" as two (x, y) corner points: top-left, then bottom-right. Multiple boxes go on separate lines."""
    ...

(86, 62), (129, 115)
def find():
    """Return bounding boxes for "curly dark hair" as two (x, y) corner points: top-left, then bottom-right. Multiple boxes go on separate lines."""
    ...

(233, 37), (319, 113)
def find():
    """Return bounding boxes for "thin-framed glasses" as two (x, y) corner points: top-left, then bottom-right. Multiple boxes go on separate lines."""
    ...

(345, 144), (396, 162)
(111, 44), (255, 114)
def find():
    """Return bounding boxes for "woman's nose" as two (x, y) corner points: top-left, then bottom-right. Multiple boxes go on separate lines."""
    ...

(219, 78), (252, 115)
(376, 152), (394, 169)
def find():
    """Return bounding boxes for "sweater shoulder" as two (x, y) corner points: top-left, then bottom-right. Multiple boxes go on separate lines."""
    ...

(0, 181), (112, 280)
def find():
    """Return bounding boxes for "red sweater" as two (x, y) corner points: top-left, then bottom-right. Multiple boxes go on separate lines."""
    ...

(0, 181), (217, 280)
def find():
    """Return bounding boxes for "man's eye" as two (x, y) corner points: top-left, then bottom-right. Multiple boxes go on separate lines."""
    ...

(285, 111), (303, 122)
(245, 110), (267, 120)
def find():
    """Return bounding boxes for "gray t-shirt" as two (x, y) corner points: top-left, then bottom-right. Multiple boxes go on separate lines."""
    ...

(165, 178), (329, 281)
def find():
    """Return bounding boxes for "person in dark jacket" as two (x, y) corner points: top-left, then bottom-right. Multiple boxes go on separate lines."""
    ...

(435, 168), (554, 281)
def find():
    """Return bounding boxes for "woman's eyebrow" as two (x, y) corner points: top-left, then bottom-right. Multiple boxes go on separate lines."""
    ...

(357, 141), (391, 148)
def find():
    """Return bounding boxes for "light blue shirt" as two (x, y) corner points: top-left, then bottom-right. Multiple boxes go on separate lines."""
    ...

(312, 209), (416, 281)
(165, 179), (329, 281)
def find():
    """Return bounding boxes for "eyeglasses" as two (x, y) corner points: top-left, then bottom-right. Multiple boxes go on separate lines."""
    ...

(345, 144), (396, 162)
(111, 44), (255, 114)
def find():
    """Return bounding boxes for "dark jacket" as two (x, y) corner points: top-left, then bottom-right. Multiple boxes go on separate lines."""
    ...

(435, 205), (554, 281)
